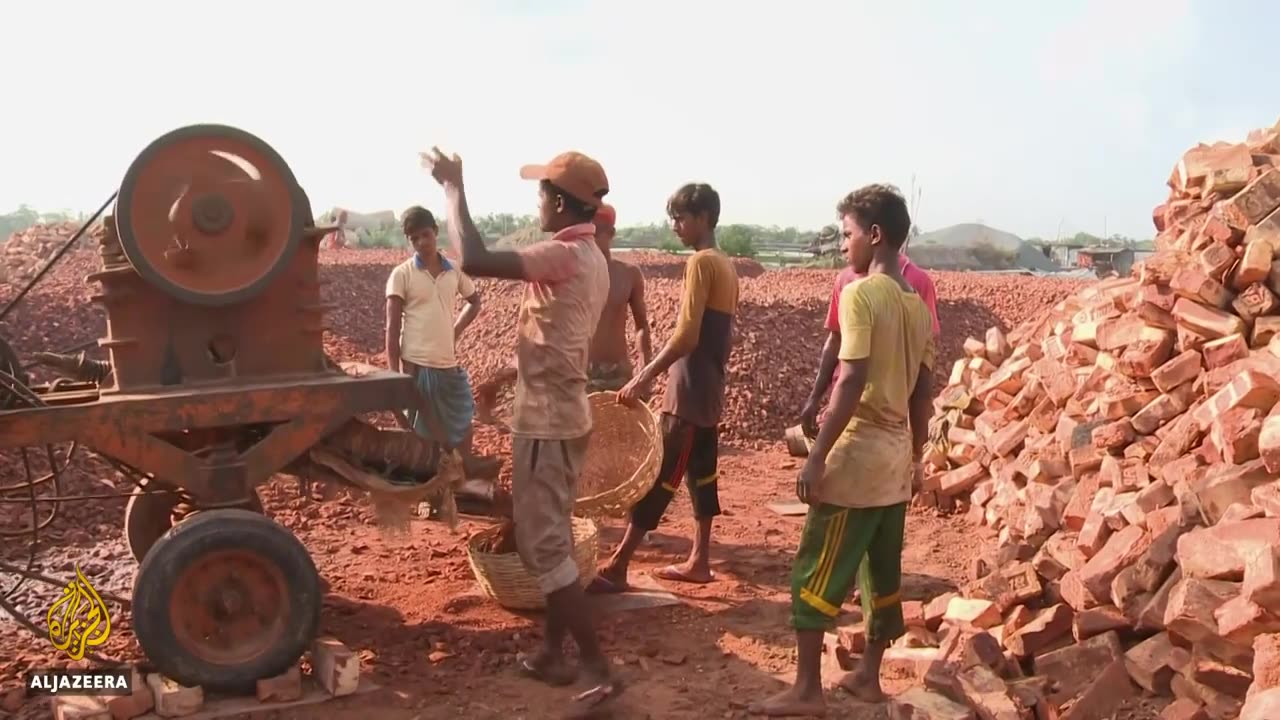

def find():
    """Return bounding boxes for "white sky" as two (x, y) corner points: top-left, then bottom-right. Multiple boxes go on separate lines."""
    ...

(1, 0), (1273, 239)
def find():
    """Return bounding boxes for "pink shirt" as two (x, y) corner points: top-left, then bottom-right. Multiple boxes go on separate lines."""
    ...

(824, 255), (940, 336)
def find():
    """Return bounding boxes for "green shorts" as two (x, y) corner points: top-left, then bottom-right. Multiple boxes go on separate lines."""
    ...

(790, 502), (907, 641)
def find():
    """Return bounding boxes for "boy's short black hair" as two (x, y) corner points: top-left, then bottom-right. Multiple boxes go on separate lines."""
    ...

(836, 184), (911, 249)
(541, 180), (598, 222)
(667, 183), (720, 228)
(402, 206), (437, 236)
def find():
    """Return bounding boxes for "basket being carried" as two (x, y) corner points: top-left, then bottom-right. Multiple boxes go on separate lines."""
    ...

(468, 389), (661, 609)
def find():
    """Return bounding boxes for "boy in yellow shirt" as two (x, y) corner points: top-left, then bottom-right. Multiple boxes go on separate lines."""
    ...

(751, 184), (935, 717)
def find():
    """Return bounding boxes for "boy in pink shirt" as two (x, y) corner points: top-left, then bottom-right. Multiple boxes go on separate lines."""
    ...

(800, 252), (939, 435)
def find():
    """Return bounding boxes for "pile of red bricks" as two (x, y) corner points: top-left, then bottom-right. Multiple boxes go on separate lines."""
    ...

(51, 636), (361, 719)
(890, 120), (1280, 718)
(0, 221), (102, 289)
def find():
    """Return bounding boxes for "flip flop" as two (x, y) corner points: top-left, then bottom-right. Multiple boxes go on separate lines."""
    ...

(517, 652), (577, 687)
(565, 678), (626, 719)
(585, 576), (630, 595)
(653, 565), (715, 585)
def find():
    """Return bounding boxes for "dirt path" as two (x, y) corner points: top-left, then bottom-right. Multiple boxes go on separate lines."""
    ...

(0, 447), (980, 720)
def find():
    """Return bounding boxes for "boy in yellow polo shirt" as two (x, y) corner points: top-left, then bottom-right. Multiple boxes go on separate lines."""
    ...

(751, 184), (935, 717)
(385, 207), (484, 464)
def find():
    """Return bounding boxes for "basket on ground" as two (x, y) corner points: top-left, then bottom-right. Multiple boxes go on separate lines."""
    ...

(465, 392), (658, 609)
(574, 392), (661, 518)
(466, 517), (599, 610)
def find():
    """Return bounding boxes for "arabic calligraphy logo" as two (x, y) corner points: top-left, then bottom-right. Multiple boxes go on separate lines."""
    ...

(46, 565), (111, 661)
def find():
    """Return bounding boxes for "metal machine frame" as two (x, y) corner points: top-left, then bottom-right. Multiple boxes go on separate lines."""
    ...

(0, 124), (424, 693)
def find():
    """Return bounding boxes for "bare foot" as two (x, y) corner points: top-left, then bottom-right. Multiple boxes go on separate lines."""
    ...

(837, 671), (885, 703)
(747, 687), (826, 717)
(654, 562), (714, 584)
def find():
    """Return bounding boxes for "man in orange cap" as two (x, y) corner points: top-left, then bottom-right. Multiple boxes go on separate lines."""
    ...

(421, 147), (622, 716)
(587, 203), (653, 392)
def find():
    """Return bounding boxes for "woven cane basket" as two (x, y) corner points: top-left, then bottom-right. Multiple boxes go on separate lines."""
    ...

(466, 517), (600, 610)
(574, 392), (662, 518)
(465, 392), (659, 609)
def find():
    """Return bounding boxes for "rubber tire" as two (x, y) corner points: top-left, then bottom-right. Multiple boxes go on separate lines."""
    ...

(131, 509), (321, 693)
(125, 481), (264, 563)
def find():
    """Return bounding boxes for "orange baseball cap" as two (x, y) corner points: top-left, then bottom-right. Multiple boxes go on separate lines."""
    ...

(519, 151), (609, 208)
(594, 203), (616, 228)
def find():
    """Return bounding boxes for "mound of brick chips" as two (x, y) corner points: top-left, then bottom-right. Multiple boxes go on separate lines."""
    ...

(901, 118), (1280, 719)
(0, 221), (103, 289)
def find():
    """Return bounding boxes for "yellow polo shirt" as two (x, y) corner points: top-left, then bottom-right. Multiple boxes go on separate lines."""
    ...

(819, 274), (936, 509)
(386, 254), (476, 369)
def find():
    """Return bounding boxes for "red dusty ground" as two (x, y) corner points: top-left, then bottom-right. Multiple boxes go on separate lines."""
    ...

(0, 250), (1104, 719)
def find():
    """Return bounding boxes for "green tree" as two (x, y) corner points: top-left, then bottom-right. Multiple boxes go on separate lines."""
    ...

(717, 225), (757, 258)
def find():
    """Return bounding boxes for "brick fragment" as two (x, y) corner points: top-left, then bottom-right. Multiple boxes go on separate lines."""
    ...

(1035, 630), (1124, 707)
(925, 592), (956, 632)
(939, 463), (988, 497)
(1253, 314), (1280, 346)
(963, 337), (987, 358)
(1004, 603), (1072, 657)
(1215, 593), (1280, 646)
(1222, 167), (1280, 230)
(1059, 658), (1136, 720)
(1235, 283), (1280, 323)
(1171, 672), (1243, 720)
(1118, 330), (1176, 378)
(1125, 632), (1181, 694)
(1092, 420), (1135, 453)
(1203, 333), (1250, 369)
(943, 597), (1002, 630)
(1160, 698), (1209, 720)
(1211, 406), (1265, 464)
(1173, 297), (1247, 339)
(1190, 461), (1273, 525)
(53, 696), (111, 720)
(1190, 648), (1253, 698)
(1233, 238), (1276, 291)
(1072, 604), (1129, 641)
(954, 664), (1022, 720)
(1080, 525), (1152, 600)
(1199, 241), (1237, 280)
(1177, 518), (1280, 580)
(985, 326), (1009, 366)
(103, 668), (152, 719)
(1163, 578), (1240, 644)
(1192, 370), (1280, 431)
(1254, 633), (1280, 691)
(144, 675), (202, 718)
(1260, 415), (1280, 473)
(1172, 265), (1233, 308)
(312, 636), (361, 697)
(1139, 568), (1182, 632)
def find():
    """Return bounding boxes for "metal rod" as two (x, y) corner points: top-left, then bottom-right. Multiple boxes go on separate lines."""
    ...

(0, 191), (117, 324)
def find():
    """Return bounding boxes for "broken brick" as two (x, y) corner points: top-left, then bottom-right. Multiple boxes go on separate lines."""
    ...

(311, 636), (361, 697)
(1125, 632), (1180, 694)
(1004, 603), (1073, 657)
(1163, 577), (1240, 644)
(1202, 333), (1250, 369)
(1173, 297), (1247, 339)
(1080, 525), (1152, 600)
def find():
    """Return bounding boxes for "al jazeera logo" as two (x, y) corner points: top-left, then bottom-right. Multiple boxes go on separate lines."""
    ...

(24, 565), (132, 696)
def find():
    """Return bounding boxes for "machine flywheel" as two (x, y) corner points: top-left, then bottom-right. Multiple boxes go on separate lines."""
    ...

(114, 124), (309, 307)
(131, 509), (321, 692)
